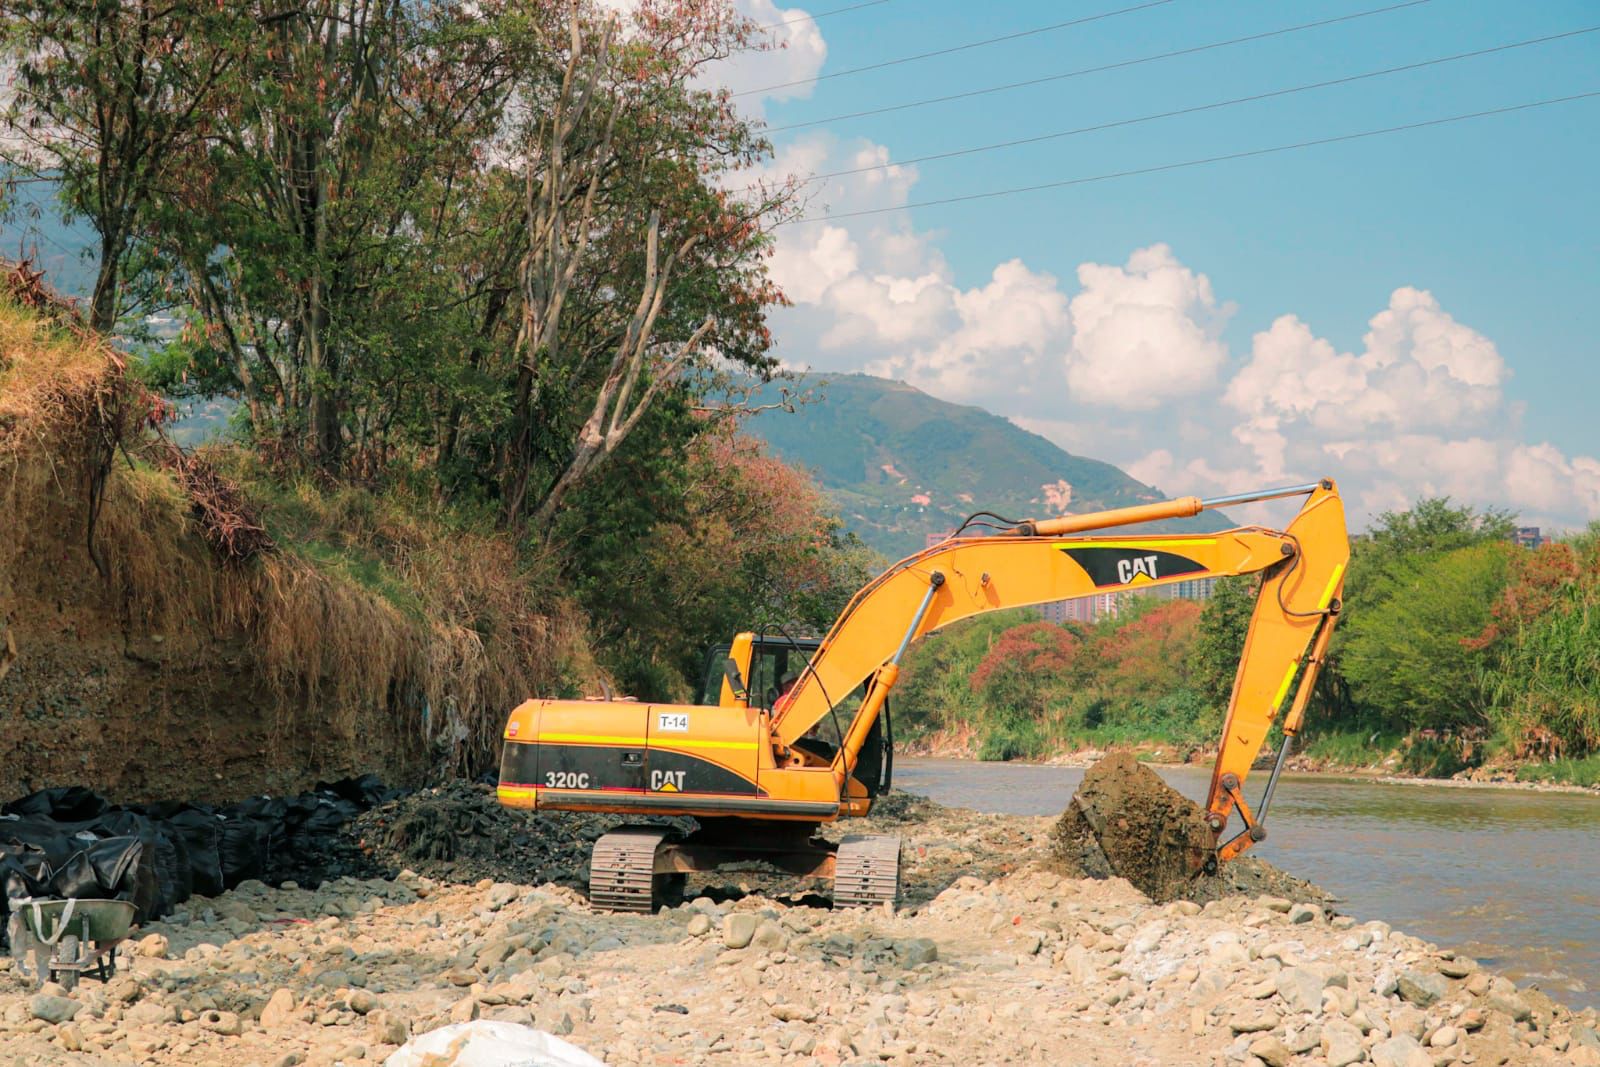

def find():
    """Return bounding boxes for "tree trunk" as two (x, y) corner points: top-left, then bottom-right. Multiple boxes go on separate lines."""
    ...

(89, 231), (121, 333)
(529, 434), (601, 532)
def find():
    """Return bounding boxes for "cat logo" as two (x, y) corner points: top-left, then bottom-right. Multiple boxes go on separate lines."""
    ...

(1060, 545), (1207, 589)
(651, 769), (687, 792)
(1117, 555), (1160, 584)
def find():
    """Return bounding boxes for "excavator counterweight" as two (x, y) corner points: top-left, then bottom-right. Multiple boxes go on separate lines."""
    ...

(499, 479), (1349, 910)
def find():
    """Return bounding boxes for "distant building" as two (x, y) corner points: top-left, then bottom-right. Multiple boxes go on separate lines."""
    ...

(924, 530), (952, 550)
(1511, 526), (1547, 549)
(1161, 576), (1219, 602)
(1040, 575), (1217, 626)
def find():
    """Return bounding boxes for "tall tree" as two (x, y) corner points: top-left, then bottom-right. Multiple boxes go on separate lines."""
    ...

(487, 0), (789, 530)
(1, 0), (249, 330)
(155, 0), (517, 467)
(1339, 542), (1511, 732)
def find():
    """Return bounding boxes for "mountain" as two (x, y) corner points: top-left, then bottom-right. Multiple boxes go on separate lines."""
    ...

(746, 373), (1227, 559)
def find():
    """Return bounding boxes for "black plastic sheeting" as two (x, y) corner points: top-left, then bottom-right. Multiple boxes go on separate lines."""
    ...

(0, 774), (401, 949)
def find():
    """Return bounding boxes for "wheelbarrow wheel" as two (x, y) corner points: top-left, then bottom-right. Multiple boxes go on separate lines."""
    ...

(54, 934), (79, 992)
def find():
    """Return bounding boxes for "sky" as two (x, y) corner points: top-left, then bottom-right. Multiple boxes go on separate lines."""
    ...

(710, 0), (1600, 532)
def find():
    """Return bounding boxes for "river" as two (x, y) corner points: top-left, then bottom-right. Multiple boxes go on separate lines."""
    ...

(894, 757), (1600, 1009)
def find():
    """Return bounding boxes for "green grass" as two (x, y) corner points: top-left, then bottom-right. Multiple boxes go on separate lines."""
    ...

(1515, 755), (1600, 787)
(1299, 728), (1405, 768)
(1397, 737), (1471, 778)
(289, 538), (428, 622)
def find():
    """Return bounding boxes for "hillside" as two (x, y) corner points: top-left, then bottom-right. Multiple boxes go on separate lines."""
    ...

(0, 272), (595, 801)
(747, 373), (1227, 558)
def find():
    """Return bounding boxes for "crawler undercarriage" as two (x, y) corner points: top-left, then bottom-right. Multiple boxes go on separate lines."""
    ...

(589, 821), (901, 913)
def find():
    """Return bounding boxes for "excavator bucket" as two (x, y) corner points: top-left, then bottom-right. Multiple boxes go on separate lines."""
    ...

(1052, 752), (1215, 901)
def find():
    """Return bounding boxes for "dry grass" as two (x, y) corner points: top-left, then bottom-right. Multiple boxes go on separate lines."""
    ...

(0, 287), (596, 781)
(0, 296), (112, 452)
(231, 470), (598, 772)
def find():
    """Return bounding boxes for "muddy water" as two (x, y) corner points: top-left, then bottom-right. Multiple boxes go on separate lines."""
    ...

(895, 757), (1600, 1008)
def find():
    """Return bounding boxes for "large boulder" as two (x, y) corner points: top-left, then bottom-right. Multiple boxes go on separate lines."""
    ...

(1051, 752), (1213, 901)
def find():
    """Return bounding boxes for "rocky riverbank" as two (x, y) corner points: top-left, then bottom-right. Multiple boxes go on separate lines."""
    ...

(2, 797), (1595, 1067)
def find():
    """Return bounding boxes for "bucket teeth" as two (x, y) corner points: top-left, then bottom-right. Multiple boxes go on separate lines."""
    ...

(833, 833), (901, 909)
(589, 827), (669, 913)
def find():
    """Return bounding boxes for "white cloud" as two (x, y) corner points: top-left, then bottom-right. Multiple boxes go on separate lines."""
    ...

(767, 224), (857, 304)
(865, 259), (1071, 397)
(1020, 281), (1600, 532)
(1227, 288), (1507, 435)
(1064, 244), (1232, 410)
(1124, 448), (1175, 489)
(712, 0), (828, 109)
(1366, 286), (1504, 387)
(820, 270), (952, 350)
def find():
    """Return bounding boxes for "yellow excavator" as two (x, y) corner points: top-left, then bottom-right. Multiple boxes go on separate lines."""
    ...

(499, 479), (1348, 910)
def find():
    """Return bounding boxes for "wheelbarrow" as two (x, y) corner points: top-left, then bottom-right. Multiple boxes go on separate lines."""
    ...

(11, 898), (138, 991)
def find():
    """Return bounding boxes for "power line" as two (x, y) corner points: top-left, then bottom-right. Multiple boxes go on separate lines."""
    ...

(756, 0), (890, 34)
(737, 0), (1178, 98)
(779, 90), (1600, 224)
(766, 0), (1431, 133)
(773, 26), (1599, 188)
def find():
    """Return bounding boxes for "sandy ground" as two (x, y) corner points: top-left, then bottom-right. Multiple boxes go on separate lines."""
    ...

(1, 796), (1596, 1067)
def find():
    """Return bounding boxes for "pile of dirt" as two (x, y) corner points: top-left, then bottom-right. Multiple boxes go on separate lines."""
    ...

(1051, 752), (1331, 905)
(855, 789), (943, 826)
(347, 782), (690, 889)
(1052, 751), (1215, 901)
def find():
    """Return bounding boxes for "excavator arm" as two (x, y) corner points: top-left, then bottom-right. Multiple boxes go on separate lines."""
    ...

(772, 479), (1348, 862)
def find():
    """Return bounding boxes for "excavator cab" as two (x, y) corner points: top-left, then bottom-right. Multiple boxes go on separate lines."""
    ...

(699, 634), (893, 800)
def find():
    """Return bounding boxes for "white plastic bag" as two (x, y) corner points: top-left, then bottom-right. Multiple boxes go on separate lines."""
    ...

(382, 1021), (608, 1067)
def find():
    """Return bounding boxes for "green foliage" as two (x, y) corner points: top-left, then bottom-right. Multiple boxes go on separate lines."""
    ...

(1338, 542), (1510, 732)
(560, 422), (881, 700)
(1515, 756), (1600, 787)
(977, 722), (1049, 762)
(1299, 728), (1405, 768)
(1398, 737), (1472, 778)
(2, 0), (254, 329)
(1478, 531), (1600, 755)
(9, 0), (789, 534)
(895, 609), (1040, 742)
(1313, 498), (1600, 767)
(1318, 497), (1520, 733)
(1191, 575), (1254, 708)
(1364, 497), (1516, 562)
(897, 597), (1214, 761)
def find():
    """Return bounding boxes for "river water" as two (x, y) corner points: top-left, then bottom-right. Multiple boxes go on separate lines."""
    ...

(895, 757), (1600, 1009)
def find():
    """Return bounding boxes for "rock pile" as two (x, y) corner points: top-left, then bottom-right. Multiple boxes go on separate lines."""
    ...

(348, 783), (690, 890)
(0, 795), (1591, 1066)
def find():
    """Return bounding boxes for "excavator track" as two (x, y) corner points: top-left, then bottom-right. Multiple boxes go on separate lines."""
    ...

(833, 833), (901, 909)
(589, 827), (671, 913)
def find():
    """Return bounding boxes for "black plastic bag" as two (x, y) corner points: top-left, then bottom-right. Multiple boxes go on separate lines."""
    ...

(217, 817), (270, 888)
(162, 809), (226, 897)
(2, 787), (110, 822)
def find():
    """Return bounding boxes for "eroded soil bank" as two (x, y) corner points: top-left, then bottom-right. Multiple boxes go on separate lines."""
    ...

(2, 793), (1595, 1067)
